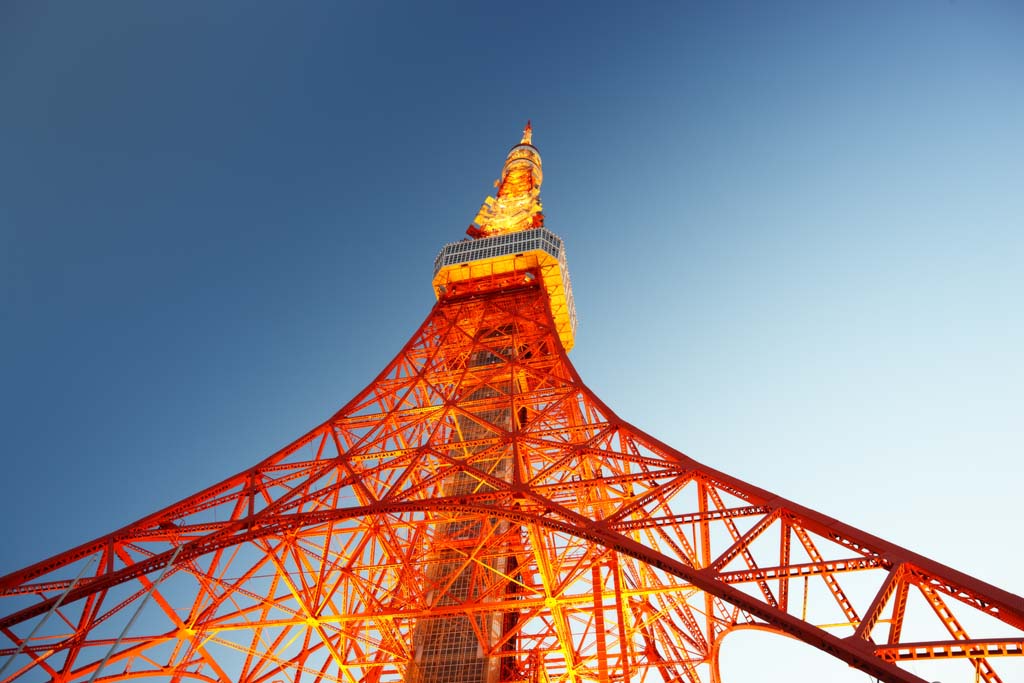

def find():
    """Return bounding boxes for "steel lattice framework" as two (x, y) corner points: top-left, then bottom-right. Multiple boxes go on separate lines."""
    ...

(1, 127), (1022, 683)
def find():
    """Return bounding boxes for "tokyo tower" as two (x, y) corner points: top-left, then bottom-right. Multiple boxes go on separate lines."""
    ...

(1, 124), (1022, 683)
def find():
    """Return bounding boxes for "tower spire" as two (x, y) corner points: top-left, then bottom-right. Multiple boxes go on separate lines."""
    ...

(521, 119), (533, 145)
(468, 123), (544, 238)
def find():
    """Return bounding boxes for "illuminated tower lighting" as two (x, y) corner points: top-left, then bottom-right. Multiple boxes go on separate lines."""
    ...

(1, 125), (1022, 683)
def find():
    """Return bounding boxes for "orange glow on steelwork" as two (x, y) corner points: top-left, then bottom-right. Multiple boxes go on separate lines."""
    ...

(0, 126), (1021, 683)
(470, 122), (544, 238)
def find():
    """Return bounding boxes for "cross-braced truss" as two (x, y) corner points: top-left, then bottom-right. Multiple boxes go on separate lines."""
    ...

(1, 285), (1022, 683)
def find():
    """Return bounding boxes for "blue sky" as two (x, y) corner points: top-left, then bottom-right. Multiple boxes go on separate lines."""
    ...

(2, 2), (1022, 680)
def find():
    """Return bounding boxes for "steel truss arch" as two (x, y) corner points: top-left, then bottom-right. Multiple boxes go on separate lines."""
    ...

(2, 278), (1022, 683)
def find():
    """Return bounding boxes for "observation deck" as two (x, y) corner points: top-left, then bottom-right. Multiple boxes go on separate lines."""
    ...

(432, 227), (577, 351)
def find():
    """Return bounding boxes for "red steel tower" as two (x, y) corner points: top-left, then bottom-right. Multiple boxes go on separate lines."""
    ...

(1, 125), (1022, 683)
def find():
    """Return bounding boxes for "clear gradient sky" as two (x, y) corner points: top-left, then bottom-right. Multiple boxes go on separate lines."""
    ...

(2, 3), (1022, 681)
